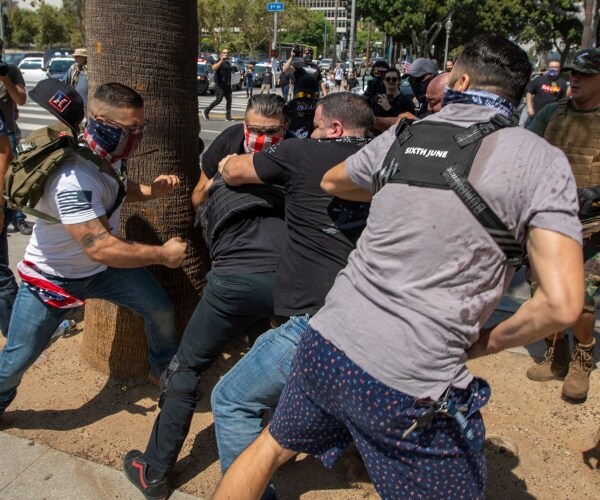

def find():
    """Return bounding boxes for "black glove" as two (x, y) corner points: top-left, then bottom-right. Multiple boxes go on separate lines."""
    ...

(577, 186), (600, 215)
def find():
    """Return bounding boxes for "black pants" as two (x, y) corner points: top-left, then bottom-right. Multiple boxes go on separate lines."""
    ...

(142, 270), (275, 473)
(205, 85), (233, 118)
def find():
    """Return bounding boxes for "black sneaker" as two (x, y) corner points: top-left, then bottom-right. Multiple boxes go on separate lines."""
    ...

(202, 109), (209, 120)
(123, 450), (169, 500)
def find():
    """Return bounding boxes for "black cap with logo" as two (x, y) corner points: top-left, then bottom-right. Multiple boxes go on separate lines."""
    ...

(28, 79), (84, 129)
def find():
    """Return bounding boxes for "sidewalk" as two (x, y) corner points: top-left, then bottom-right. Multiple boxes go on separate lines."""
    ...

(0, 432), (199, 499)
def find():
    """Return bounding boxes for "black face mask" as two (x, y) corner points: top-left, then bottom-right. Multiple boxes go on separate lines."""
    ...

(409, 77), (430, 99)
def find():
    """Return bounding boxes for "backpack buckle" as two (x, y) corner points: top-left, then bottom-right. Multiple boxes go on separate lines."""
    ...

(17, 142), (35, 154)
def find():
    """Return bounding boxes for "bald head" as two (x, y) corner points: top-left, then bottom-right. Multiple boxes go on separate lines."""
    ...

(425, 72), (450, 113)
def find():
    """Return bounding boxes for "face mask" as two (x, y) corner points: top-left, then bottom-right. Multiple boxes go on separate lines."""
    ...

(410, 78), (430, 99)
(547, 69), (559, 79)
(243, 123), (283, 153)
(84, 118), (143, 162)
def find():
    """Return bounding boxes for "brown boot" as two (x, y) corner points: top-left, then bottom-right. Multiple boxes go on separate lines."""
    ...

(562, 338), (596, 403)
(526, 336), (570, 381)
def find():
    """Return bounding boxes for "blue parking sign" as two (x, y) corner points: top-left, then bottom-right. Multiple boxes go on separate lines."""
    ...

(267, 2), (284, 12)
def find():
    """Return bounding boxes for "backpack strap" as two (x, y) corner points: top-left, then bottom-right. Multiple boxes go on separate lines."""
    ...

(75, 147), (127, 220)
(442, 165), (526, 266)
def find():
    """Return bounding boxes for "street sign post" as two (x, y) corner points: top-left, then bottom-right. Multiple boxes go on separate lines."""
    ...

(267, 3), (284, 51)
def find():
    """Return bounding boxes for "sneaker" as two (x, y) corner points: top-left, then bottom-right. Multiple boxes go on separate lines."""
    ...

(202, 109), (209, 120)
(15, 220), (33, 236)
(225, 116), (233, 122)
(123, 450), (168, 500)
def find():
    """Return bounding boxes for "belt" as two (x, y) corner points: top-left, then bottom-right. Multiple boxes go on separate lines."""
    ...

(295, 91), (317, 99)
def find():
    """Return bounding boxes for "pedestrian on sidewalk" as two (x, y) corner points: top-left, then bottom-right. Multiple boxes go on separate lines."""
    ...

(202, 48), (233, 121)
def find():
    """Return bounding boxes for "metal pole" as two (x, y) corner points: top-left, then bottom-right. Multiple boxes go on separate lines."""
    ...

(349, 0), (356, 62)
(272, 12), (278, 51)
(444, 14), (453, 70)
(333, 0), (339, 64)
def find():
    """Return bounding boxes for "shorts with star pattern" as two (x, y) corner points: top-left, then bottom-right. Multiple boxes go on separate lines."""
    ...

(269, 326), (491, 499)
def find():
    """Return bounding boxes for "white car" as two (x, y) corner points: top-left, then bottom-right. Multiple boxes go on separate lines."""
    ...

(18, 57), (46, 86)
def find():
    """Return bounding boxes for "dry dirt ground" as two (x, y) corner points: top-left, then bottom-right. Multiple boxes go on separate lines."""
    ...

(0, 322), (599, 499)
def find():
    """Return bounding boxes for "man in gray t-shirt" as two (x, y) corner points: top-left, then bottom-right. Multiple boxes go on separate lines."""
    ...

(213, 36), (584, 500)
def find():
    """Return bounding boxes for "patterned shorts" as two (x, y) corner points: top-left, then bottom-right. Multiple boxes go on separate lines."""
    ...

(269, 327), (490, 499)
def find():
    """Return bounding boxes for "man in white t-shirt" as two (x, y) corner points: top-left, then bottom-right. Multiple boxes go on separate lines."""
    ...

(213, 35), (584, 500)
(0, 80), (187, 420)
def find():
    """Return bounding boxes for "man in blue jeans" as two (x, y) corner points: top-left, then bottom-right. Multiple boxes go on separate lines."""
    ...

(210, 93), (373, 497)
(0, 80), (187, 420)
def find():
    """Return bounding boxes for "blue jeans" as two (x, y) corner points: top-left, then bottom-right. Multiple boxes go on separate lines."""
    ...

(142, 270), (275, 474)
(0, 209), (18, 336)
(0, 267), (178, 415)
(211, 314), (309, 473)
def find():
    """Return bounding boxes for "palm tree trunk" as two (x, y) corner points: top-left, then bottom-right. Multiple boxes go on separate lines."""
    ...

(82, 0), (207, 377)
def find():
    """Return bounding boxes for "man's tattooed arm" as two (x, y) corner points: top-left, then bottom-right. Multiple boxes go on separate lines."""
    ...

(79, 219), (110, 248)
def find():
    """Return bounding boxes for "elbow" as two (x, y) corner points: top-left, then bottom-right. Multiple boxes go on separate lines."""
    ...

(320, 178), (335, 194)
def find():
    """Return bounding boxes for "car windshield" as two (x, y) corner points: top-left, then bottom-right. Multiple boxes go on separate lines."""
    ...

(49, 60), (73, 72)
(20, 60), (42, 69)
(197, 63), (211, 74)
(254, 66), (267, 74)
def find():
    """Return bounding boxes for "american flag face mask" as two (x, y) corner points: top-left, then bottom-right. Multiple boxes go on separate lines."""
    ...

(243, 123), (283, 153)
(83, 118), (143, 162)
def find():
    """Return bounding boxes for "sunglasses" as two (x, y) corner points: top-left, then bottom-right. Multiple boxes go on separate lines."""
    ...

(245, 124), (283, 135)
(384, 77), (399, 82)
(94, 116), (146, 134)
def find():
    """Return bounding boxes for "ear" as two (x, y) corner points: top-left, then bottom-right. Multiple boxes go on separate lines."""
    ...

(329, 119), (343, 137)
(453, 73), (471, 92)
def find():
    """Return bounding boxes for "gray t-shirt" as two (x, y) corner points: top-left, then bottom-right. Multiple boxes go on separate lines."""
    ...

(310, 103), (582, 399)
(0, 65), (25, 135)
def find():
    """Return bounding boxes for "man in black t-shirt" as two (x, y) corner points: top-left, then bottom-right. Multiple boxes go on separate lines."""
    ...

(525, 58), (568, 122)
(124, 94), (288, 500)
(203, 48), (234, 121)
(210, 93), (373, 495)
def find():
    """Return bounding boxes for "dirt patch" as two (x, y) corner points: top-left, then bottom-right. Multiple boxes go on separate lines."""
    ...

(1, 323), (598, 498)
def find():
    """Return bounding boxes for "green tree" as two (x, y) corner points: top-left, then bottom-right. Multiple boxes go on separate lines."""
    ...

(280, 9), (334, 51)
(62, 0), (85, 47)
(35, 2), (69, 48)
(6, 7), (38, 47)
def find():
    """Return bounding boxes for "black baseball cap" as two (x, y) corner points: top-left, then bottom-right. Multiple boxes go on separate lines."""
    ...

(28, 79), (84, 128)
(571, 48), (600, 74)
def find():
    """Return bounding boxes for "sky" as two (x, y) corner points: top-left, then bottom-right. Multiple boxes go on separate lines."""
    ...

(15, 0), (62, 9)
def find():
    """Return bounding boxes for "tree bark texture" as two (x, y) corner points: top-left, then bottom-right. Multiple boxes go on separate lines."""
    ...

(82, 1), (207, 377)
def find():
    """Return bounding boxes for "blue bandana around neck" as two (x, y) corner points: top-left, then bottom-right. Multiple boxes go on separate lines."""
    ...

(442, 88), (516, 118)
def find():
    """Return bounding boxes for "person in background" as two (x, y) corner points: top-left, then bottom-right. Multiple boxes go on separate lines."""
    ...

(245, 65), (254, 98)
(203, 48), (234, 121)
(261, 68), (273, 94)
(63, 48), (89, 110)
(401, 58), (437, 117)
(372, 68), (415, 134)
(525, 56), (568, 126)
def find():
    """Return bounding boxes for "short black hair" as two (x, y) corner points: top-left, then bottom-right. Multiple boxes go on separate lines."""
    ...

(385, 68), (401, 79)
(93, 82), (144, 109)
(318, 92), (374, 136)
(452, 35), (531, 104)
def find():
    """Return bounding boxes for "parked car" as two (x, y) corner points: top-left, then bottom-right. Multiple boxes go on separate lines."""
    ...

(18, 57), (46, 86)
(319, 58), (333, 72)
(46, 57), (75, 80)
(43, 48), (73, 69)
(197, 59), (214, 95)
(4, 51), (44, 66)
(252, 62), (282, 87)
(229, 62), (243, 90)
